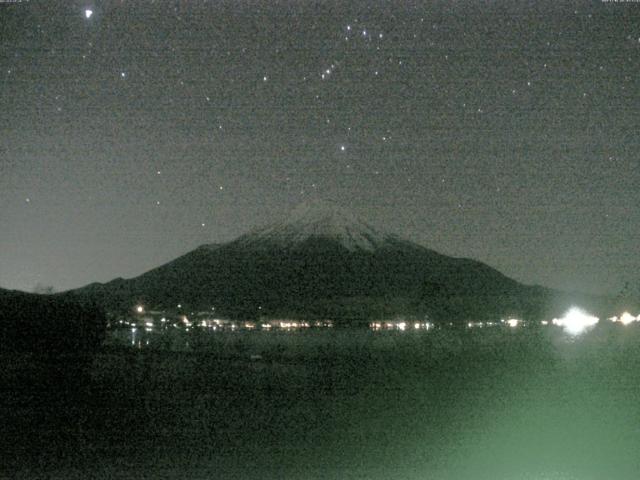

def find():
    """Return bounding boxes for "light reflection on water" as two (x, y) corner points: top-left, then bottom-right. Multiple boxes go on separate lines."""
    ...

(111, 321), (437, 350)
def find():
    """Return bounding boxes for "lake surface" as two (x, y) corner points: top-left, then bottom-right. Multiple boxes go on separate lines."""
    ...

(3, 324), (640, 479)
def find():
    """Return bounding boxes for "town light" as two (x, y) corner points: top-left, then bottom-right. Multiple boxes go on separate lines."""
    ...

(506, 318), (519, 328)
(610, 312), (638, 326)
(552, 307), (599, 336)
(619, 312), (637, 326)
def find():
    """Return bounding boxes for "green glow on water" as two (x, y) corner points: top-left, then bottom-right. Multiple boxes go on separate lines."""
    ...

(6, 324), (640, 479)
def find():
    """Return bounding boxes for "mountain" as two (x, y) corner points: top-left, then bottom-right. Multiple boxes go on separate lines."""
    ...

(68, 200), (611, 324)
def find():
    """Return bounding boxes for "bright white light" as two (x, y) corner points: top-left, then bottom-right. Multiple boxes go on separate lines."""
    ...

(145, 322), (153, 328)
(506, 318), (519, 328)
(611, 312), (638, 326)
(397, 322), (406, 331)
(136, 305), (144, 314)
(85, 9), (93, 19)
(552, 307), (599, 335)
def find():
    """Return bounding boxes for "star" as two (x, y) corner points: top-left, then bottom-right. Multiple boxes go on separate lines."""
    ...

(84, 9), (93, 19)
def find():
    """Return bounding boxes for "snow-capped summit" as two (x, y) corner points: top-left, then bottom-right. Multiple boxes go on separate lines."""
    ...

(236, 199), (396, 251)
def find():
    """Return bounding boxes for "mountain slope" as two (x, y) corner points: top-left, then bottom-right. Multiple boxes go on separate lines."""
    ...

(69, 201), (611, 323)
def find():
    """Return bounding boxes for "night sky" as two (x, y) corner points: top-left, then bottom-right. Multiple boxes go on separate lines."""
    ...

(1, 0), (639, 295)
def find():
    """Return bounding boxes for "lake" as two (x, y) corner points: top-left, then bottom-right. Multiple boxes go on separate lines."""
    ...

(3, 323), (640, 479)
